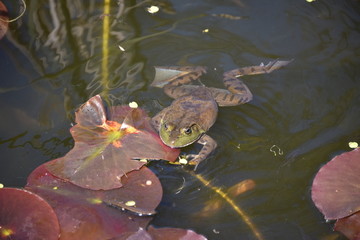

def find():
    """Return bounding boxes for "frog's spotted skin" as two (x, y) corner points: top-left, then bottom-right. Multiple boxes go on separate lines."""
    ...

(152, 60), (292, 168)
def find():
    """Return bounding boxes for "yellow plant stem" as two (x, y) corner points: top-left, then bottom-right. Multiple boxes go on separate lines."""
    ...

(102, 0), (110, 97)
(192, 173), (264, 240)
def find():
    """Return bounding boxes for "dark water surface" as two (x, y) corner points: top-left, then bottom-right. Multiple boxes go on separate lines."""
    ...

(1, 0), (360, 239)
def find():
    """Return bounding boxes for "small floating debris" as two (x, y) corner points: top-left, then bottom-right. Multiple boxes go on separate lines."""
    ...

(306, 0), (315, 2)
(147, 5), (160, 14)
(202, 28), (209, 33)
(270, 145), (283, 156)
(348, 142), (358, 149)
(128, 101), (138, 108)
(0, 183), (3, 188)
(118, 45), (125, 52)
(178, 157), (188, 165)
(125, 200), (136, 207)
(213, 229), (220, 234)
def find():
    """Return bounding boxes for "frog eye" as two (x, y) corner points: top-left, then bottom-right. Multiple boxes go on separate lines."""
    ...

(163, 123), (168, 130)
(184, 127), (192, 135)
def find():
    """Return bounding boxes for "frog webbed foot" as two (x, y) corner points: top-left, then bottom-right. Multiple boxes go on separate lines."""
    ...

(183, 154), (205, 170)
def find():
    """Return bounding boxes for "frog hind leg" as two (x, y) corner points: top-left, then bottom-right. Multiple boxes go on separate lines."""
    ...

(164, 85), (203, 99)
(158, 66), (207, 99)
(208, 84), (252, 106)
(154, 66), (207, 87)
(213, 59), (293, 107)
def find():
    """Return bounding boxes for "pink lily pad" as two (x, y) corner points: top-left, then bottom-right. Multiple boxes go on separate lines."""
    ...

(0, 188), (60, 240)
(334, 211), (360, 240)
(46, 95), (179, 190)
(0, 1), (8, 40)
(114, 226), (208, 240)
(26, 162), (160, 240)
(311, 148), (360, 220)
(147, 226), (207, 240)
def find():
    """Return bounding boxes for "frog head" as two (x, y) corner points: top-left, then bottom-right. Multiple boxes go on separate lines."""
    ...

(159, 121), (205, 148)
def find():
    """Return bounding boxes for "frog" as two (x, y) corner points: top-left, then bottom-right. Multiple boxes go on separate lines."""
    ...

(151, 60), (292, 168)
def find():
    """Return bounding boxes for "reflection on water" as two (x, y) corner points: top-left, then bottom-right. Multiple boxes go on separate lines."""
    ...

(1, 0), (360, 239)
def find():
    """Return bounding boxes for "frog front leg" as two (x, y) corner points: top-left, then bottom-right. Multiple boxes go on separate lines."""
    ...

(211, 60), (292, 106)
(187, 134), (217, 169)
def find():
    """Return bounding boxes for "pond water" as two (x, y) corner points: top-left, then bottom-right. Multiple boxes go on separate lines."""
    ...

(1, 0), (359, 239)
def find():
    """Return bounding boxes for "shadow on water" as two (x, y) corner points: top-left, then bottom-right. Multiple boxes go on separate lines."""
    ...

(1, 0), (360, 239)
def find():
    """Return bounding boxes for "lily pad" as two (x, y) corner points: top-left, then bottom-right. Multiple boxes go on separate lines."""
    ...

(26, 162), (159, 240)
(334, 212), (360, 240)
(311, 148), (360, 220)
(0, 1), (8, 40)
(114, 226), (207, 240)
(147, 226), (207, 240)
(0, 188), (60, 240)
(46, 95), (179, 190)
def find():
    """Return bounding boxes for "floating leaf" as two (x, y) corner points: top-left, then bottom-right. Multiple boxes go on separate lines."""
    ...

(0, 1), (9, 40)
(114, 226), (207, 240)
(46, 95), (179, 190)
(74, 95), (107, 127)
(0, 188), (60, 240)
(26, 162), (159, 240)
(311, 148), (360, 220)
(334, 212), (360, 240)
(147, 226), (207, 240)
(151, 67), (188, 88)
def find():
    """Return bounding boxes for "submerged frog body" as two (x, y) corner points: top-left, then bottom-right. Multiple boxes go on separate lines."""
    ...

(151, 60), (291, 168)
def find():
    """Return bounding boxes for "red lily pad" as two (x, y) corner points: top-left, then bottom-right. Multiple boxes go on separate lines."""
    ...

(46, 95), (179, 190)
(0, 1), (8, 40)
(114, 226), (207, 240)
(26, 162), (160, 240)
(334, 211), (360, 240)
(147, 226), (207, 240)
(311, 148), (360, 220)
(0, 188), (60, 240)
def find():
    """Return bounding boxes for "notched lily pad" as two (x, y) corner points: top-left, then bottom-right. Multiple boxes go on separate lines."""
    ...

(147, 226), (207, 240)
(114, 226), (207, 240)
(0, 1), (8, 40)
(311, 148), (360, 220)
(46, 95), (179, 190)
(26, 162), (159, 239)
(0, 187), (60, 240)
(334, 212), (360, 240)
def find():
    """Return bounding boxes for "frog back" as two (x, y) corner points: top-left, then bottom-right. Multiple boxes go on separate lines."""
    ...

(168, 87), (218, 132)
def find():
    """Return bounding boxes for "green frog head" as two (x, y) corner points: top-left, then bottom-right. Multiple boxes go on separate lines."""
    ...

(159, 121), (205, 148)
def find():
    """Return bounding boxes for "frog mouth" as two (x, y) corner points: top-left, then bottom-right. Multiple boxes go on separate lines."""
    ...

(160, 134), (202, 148)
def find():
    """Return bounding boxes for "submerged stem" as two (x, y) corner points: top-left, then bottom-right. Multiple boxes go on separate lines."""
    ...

(191, 172), (264, 240)
(101, 0), (111, 98)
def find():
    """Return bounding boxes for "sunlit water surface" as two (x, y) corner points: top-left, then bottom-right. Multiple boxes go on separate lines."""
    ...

(1, 0), (359, 239)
